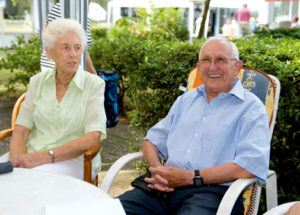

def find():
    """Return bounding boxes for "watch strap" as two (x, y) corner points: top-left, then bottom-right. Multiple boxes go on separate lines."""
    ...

(193, 170), (203, 186)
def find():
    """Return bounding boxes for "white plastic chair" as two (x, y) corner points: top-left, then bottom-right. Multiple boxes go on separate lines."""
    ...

(263, 201), (298, 215)
(100, 68), (281, 215)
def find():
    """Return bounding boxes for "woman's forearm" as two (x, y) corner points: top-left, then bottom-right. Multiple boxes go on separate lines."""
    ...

(9, 125), (30, 159)
(10, 129), (101, 168)
(50, 131), (101, 162)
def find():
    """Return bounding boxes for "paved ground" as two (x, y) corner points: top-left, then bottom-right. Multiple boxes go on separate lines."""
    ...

(0, 98), (14, 155)
(0, 97), (141, 196)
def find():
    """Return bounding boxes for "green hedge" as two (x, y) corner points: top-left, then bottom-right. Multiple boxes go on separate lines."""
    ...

(0, 35), (41, 90)
(236, 37), (300, 203)
(254, 26), (300, 39)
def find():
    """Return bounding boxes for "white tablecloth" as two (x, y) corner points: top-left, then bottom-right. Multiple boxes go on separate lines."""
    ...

(0, 168), (125, 215)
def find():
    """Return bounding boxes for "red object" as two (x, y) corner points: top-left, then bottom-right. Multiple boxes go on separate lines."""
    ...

(237, 8), (251, 23)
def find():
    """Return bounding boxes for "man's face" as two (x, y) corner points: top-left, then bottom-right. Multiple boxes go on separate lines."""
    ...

(198, 40), (241, 97)
(47, 31), (83, 74)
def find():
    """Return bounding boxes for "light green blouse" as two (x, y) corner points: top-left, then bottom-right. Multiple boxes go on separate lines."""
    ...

(16, 66), (106, 172)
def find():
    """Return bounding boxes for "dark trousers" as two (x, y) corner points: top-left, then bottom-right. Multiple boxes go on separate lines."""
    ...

(118, 185), (244, 215)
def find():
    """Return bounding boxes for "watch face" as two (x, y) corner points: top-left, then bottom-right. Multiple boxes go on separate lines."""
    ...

(193, 177), (203, 186)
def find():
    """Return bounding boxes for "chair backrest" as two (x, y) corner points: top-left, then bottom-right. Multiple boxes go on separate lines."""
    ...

(11, 93), (26, 128)
(186, 67), (281, 215)
(186, 67), (280, 137)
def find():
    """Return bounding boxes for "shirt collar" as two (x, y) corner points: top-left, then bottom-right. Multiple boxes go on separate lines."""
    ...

(43, 65), (85, 91)
(229, 79), (244, 101)
(196, 78), (244, 101)
(72, 65), (85, 91)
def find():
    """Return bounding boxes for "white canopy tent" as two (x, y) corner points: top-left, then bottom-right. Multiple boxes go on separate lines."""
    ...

(106, 0), (195, 41)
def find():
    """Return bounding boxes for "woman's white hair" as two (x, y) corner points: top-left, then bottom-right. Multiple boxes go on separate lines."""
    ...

(199, 36), (240, 60)
(42, 18), (87, 50)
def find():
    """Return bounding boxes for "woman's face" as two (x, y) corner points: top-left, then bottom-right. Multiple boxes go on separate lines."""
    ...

(47, 31), (83, 74)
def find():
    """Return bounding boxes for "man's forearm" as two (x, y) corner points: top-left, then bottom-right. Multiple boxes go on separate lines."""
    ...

(200, 162), (255, 185)
(142, 140), (162, 168)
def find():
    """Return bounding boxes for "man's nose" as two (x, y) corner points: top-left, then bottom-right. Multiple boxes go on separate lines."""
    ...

(208, 60), (218, 69)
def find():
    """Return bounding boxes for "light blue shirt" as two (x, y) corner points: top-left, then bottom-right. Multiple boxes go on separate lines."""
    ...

(146, 79), (270, 182)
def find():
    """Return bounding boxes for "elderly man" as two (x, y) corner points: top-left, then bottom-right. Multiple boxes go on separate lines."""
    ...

(118, 36), (270, 215)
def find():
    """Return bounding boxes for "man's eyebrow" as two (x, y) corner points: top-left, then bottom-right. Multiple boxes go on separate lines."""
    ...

(200, 55), (227, 58)
(59, 43), (69, 46)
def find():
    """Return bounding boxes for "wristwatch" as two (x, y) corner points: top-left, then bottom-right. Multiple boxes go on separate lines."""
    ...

(193, 170), (203, 187)
(48, 150), (55, 163)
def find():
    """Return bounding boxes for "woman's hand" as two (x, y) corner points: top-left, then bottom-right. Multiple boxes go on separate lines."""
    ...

(12, 152), (45, 168)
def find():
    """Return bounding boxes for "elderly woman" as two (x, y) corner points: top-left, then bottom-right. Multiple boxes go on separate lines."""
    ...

(0, 18), (106, 179)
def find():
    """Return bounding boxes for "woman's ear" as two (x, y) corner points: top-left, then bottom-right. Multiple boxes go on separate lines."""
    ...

(45, 47), (54, 60)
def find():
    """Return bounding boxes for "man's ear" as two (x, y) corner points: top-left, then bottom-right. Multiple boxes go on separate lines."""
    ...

(234, 60), (243, 76)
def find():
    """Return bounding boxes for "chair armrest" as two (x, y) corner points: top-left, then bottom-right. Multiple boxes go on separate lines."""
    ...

(216, 178), (260, 215)
(84, 145), (101, 160)
(0, 128), (13, 141)
(100, 151), (143, 193)
(83, 145), (101, 185)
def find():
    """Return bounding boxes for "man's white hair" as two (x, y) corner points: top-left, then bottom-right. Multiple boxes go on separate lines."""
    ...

(42, 18), (87, 50)
(199, 36), (240, 60)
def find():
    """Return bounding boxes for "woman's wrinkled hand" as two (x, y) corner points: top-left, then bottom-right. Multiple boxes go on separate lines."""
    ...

(11, 152), (44, 168)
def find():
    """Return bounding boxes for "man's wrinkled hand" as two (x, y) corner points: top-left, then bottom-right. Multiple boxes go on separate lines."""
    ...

(148, 166), (193, 188)
(144, 172), (174, 192)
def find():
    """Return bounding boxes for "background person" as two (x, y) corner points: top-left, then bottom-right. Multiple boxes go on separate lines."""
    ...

(118, 36), (270, 215)
(222, 18), (231, 38)
(285, 202), (300, 215)
(236, 4), (251, 36)
(0, 18), (106, 179)
(291, 16), (300, 28)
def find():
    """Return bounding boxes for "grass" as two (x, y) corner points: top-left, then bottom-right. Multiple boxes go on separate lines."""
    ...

(0, 69), (13, 85)
(0, 50), (13, 85)
(0, 69), (26, 99)
(0, 50), (27, 98)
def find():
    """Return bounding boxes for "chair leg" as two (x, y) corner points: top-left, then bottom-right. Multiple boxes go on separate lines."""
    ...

(266, 170), (278, 210)
(92, 175), (98, 186)
(84, 159), (92, 184)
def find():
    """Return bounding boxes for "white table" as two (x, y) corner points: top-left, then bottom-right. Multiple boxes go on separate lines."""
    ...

(0, 168), (125, 215)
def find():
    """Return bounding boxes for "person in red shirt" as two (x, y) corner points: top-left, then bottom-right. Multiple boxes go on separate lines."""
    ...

(236, 4), (251, 36)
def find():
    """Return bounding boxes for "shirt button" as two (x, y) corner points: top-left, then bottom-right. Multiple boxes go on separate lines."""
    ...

(187, 149), (191, 153)
(194, 133), (198, 137)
